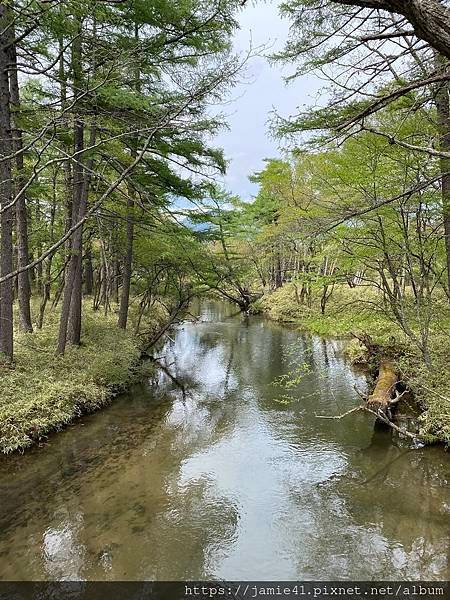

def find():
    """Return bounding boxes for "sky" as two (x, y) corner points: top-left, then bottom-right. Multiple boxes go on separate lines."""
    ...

(213, 1), (321, 201)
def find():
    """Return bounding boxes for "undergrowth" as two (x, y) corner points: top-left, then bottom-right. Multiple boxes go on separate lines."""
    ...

(0, 304), (155, 454)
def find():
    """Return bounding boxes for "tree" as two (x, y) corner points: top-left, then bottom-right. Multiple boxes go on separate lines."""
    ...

(0, 4), (14, 361)
(305, 106), (446, 365)
(276, 0), (450, 295)
(0, 0), (246, 358)
(188, 189), (258, 311)
(0, 0), (244, 360)
(10, 24), (32, 333)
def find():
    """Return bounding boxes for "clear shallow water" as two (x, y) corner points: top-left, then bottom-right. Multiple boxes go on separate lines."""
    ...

(0, 301), (448, 581)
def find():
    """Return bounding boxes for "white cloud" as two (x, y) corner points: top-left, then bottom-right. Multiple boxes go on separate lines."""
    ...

(213, 1), (321, 200)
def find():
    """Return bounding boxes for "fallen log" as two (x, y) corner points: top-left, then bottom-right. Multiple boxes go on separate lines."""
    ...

(367, 359), (398, 413)
(315, 358), (421, 442)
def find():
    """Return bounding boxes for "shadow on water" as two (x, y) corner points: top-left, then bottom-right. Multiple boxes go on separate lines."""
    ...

(0, 300), (448, 580)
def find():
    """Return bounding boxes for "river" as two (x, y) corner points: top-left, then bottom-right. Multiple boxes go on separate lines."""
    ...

(0, 301), (448, 581)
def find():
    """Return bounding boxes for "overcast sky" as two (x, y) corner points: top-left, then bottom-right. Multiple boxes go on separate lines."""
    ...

(213, 1), (321, 201)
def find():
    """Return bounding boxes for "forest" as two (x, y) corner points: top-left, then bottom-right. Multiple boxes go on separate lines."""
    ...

(0, 0), (449, 455)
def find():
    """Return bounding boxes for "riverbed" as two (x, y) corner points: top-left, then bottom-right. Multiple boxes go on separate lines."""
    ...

(0, 302), (448, 580)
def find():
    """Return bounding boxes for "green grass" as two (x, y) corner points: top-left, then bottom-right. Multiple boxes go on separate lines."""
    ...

(259, 283), (450, 445)
(0, 304), (152, 454)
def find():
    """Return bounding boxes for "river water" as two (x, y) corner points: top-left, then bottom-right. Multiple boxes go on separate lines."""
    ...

(0, 302), (448, 581)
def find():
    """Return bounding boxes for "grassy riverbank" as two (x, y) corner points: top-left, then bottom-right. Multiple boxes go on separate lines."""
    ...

(0, 304), (160, 454)
(258, 284), (450, 445)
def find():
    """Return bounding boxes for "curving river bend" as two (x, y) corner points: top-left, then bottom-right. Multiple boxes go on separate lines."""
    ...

(0, 301), (448, 581)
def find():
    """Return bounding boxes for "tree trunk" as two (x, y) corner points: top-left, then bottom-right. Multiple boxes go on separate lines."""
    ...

(274, 252), (283, 288)
(68, 244), (83, 345)
(68, 122), (96, 345)
(67, 13), (98, 345)
(320, 286), (328, 315)
(9, 33), (32, 332)
(335, 0), (450, 60)
(58, 15), (99, 352)
(0, 5), (14, 361)
(118, 195), (134, 329)
(135, 292), (149, 334)
(57, 116), (84, 354)
(434, 56), (450, 299)
(112, 259), (119, 304)
(68, 125), (91, 346)
(92, 263), (102, 311)
(118, 24), (139, 330)
(84, 247), (94, 295)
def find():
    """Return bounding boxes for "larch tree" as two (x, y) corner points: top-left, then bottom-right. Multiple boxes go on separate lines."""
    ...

(0, 0), (244, 359)
(0, 3), (14, 361)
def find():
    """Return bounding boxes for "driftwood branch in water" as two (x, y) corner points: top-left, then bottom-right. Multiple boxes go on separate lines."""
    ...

(316, 404), (421, 442)
(315, 406), (364, 419)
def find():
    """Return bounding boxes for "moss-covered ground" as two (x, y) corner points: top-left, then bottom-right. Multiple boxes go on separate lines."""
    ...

(0, 304), (161, 454)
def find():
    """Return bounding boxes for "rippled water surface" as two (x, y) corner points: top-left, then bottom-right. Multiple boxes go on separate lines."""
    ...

(0, 302), (448, 580)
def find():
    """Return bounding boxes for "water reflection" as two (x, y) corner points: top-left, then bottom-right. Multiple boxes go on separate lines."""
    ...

(0, 301), (448, 580)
